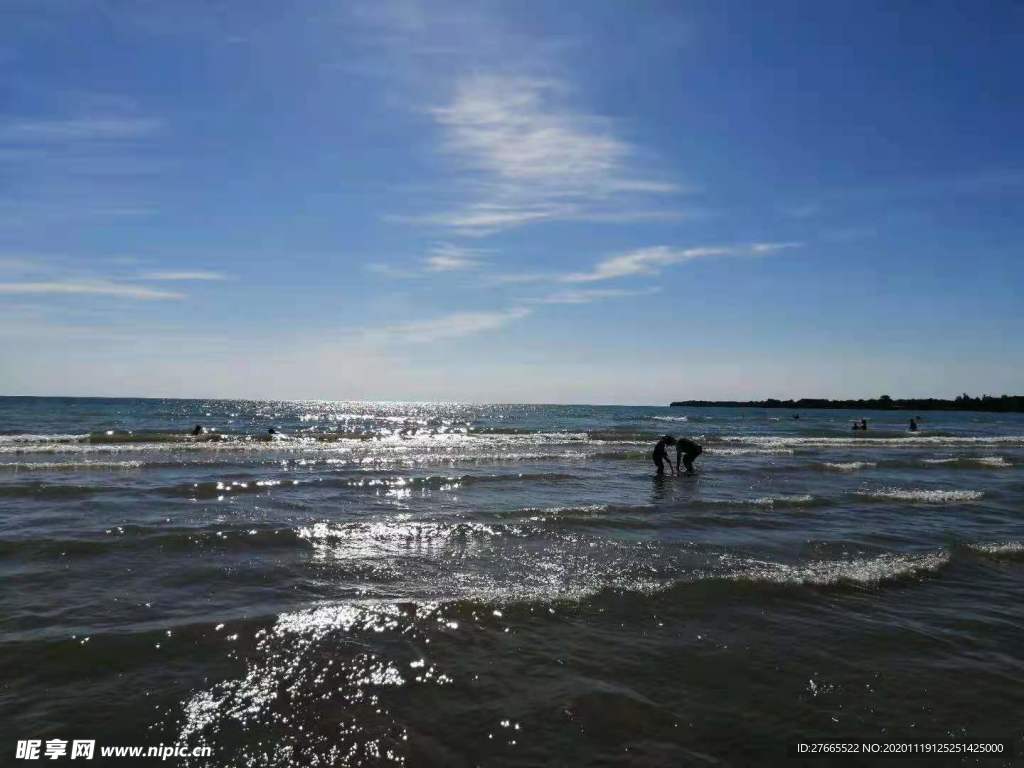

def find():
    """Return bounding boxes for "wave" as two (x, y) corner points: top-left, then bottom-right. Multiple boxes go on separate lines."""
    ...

(724, 551), (950, 587)
(650, 415), (688, 422)
(0, 525), (305, 559)
(713, 435), (1024, 449)
(0, 460), (144, 471)
(964, 541), (1024, 560)
(748, 493), (818, 507)
(822, 461), (877, 471)
(707, 447), (795, 456)
(0, 481), (111, 500)
(169, 542), (955, 765)
(0, 433), (89, 444)
(857, 487), (984, 503)
(342, 471), (578, 490)
(921, 456), (1013, 469)
(297, 520), (520, 547)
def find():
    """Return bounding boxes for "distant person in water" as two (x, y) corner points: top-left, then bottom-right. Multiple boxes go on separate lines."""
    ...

(852, 418), (868, 431)
(909, 417), (918, 432)
(191, 424), (203, 436)
(268, 428), (277, 436)
(652, 435), (676, 475)
(675, 437), (703, 474)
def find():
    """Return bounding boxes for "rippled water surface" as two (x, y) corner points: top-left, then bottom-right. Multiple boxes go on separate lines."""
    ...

(2, 397), (1023, 765)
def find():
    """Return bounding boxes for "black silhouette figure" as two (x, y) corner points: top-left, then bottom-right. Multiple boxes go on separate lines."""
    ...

(652, 435), (676, 475)
(675, 438), (703, 474)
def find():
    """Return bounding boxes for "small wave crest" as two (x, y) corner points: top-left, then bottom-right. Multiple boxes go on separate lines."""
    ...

(749, 494), (817, 506)
(0, 460), (144, 471)
(0, 433), (88, 444)
(857, 487), (984, 503)
(822, 461), (877, 471)
(921, 456), (1012, 468)
(964, 541), (1024, 560)
(714, 435), (1024, 449)
(727, 551), (950, 587)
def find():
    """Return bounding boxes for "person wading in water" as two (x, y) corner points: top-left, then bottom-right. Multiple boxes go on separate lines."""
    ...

(675, 437), (703, 474)
(652, 435), (676, 475)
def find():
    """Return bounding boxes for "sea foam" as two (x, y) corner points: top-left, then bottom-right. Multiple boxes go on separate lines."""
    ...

(857, 487), (984, 503)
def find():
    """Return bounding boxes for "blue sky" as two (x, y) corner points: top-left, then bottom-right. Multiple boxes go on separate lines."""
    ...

(1, 0), (1022, 403)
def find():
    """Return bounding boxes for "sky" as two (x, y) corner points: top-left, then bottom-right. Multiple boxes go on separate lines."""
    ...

(1, 0), (1022, 403)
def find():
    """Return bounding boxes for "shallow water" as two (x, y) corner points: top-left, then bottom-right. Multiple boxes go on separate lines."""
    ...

(2, 397), (1023, 765)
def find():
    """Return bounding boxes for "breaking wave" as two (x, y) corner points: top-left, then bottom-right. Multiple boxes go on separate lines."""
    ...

(921, 456), (1012, 468)
(725, 551), (951, 587)
(857, 487), (984, 503)
(964, 541), (1024, 560)
(822, 461), (877, 472)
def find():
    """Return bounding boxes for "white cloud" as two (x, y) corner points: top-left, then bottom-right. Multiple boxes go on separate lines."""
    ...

(434, 76), (628, 186)
(367, 307), (530, 343)
(0, 280), (183, 300)
(141, 270), (228, 281)
(425, 254), (478, 271)
(750, 241), (803, 254)
(563, 242), (803, 282)
(424, 243), (483, 271)
(0, 117), (162, 143)
(402, 202), (571, 237)
(528, 287), (661, 305)
(563, 246), (732, 282)
(489, 272), (557, 285)
(423, 76), (679, 234)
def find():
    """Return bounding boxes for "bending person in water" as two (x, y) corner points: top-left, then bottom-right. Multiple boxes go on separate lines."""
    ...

(652, 435), (676, 475)
(675, 437), (703, 474)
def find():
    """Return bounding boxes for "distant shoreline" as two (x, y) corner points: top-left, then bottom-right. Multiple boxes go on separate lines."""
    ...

(669, 395), (1024, 414)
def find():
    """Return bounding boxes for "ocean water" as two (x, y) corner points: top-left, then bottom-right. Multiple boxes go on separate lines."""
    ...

(2, 397), (1023, 766)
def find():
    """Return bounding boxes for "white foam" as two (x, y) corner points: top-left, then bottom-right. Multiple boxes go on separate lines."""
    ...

(707, 447), (795, 456)
(750, 494), (816, 506)
(823, 461), (877, 471)
(0, 433), (87, 444)
(730, 551), (950, 586)
(858, 487), (983, 503)
(967, 541), (1024, 556)
(722, 435), (1024, 449)
(922, 456), (1012, 468)
(0, 460), (144, 470)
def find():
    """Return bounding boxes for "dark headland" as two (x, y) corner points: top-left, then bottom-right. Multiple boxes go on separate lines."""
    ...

(669, 393), (1024, 413)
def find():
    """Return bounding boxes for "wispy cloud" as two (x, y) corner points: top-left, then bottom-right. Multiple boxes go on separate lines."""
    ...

(0, 113), (165, 231)
(489, 271), (558, 285)
(0, 280), (183, 300)
(750, 241), (803, 254)
(563, 246), (731, 283)
(0, 117), (162, 143)
(366, 307), (530, 343)
(421, 76), (680, 235)
(562, 242), (803, 282)
(141, 270), (227, 281)
(424, 243), (483, 271)
(528, 287), (661, 305)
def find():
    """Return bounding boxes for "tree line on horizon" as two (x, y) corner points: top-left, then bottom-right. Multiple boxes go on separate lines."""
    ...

(669, 394), (1024, 413)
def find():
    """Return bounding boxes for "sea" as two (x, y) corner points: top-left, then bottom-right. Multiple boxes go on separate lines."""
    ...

(2, 397), (1023, 766)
